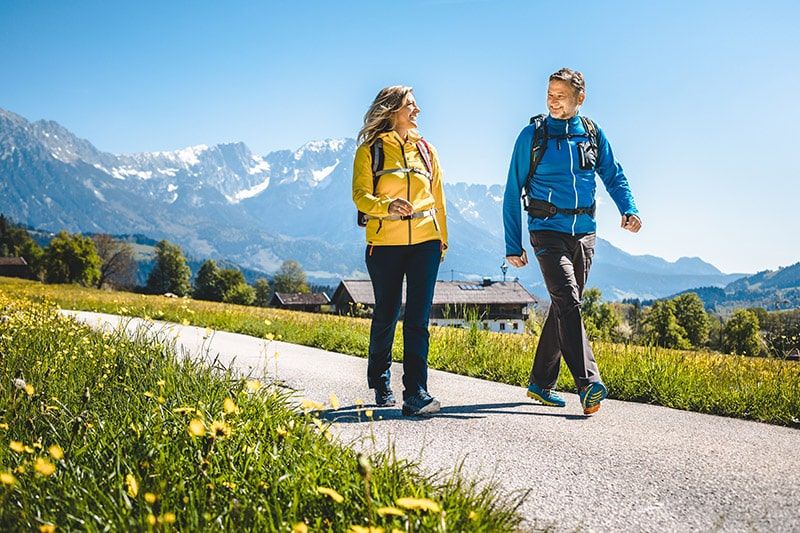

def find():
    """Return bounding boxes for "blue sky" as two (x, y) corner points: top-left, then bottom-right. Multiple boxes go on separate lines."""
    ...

(1, 0), (798, 274)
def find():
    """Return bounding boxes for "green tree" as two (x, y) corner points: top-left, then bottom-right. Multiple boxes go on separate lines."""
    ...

(92, 234), (137, 289)
(723, 309), (762, 356)
(146, 240), (191, 296)
(42, 231), (101, 286)
(672, 292), (711, 347)
(194, 260), (224, 301)
(642, 300), (690, 349)
(0, 214), (44, 277)
(223, 282), (256, 306)
(272, 260), (310, 294)
(581, 288), (620, 342)
(253, 278), (272, 307)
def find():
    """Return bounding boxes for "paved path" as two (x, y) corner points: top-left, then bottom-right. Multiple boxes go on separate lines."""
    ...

(65, 311), (800, 533)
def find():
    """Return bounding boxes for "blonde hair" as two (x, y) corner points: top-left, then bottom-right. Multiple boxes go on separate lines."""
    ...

(357, 85), (413, 146)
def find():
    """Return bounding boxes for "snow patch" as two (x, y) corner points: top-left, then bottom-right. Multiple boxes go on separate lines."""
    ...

(158, 168), (179, 177)
(111, 167), (154, 180)
(93, 189), (106, 202)
(311, 159), (339, 183)
(227, 176), (271, 203)
(167, 184), (178, 193)
(294, 138), (347, 159)
(248, 156), (270, 175)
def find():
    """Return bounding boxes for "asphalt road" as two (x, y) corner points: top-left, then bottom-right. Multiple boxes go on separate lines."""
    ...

(65, 311), (800, 533)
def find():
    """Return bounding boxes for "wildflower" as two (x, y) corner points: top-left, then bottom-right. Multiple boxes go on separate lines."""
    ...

(329, 393), (341, 410)
(348, 527), (385, 533)
(396, 497), (441, 513)
(38, 525), (56, 533)
(144, 492), (157, 504)
(13, 378), (26, 390)
(222, 481), (237, 490)
(125, 473), (139, 497)
(317, 486), (344, 503)
(0, 472), (16, 485)
(264, 319), (272, 326)
(143, 391), (154, 398)
(9, 441), (24, 453)
(24, 384), (35, 396)
(48, 444), (64, 460)
(276, 426), (289, 438)
(181, 319), (190, 326)
(292, 522), (308, 533)
(265, 333), (275, 341)
(173, 407), (198, 414)
(209, 420), (232, 439)
(223, 397), (238, 415)
(146, 514), (157, 526)
(188, 418), (206, 437)
(161, 512), (176, 524)
(300, 398), (325, 411)
(0, 422), (8, 430)
(157, 396), (166, 405)
(34, 457), (56, 477)
(245, 379), (262, 392)
(377, 506), (406, 517)
(468, 510), (478, 520)
(156, 379), (166, 387)
(364, 409), (374, 419)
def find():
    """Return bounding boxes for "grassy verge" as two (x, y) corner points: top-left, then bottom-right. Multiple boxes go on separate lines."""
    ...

(2, 277), (799, 428)
(0, 294), (523, 531)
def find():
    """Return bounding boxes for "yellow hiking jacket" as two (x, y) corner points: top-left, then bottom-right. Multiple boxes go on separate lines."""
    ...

(352, 130), (448, 252)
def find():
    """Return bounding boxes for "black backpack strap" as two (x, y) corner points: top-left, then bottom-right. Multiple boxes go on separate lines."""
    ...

(370, 138), (385, 193)
(522, 114), (548, 207)
(579, 116), (598, 148)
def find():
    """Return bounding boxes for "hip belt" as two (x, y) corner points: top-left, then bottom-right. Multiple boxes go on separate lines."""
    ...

(525, 198), (595, 219)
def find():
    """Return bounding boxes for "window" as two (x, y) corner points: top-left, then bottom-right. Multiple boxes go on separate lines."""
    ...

(500, 323), (505, 331)
(513, 322), (519, 330)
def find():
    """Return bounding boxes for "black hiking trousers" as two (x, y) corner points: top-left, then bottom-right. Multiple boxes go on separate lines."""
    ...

(529, 230), (601, 390)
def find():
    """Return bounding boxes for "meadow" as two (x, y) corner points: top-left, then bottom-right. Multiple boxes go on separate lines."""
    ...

(0, 292), (522, 531)
(2, 277), (799, 428)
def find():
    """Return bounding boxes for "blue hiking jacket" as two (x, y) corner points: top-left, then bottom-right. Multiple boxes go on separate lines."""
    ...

(502, 114), (638, 257)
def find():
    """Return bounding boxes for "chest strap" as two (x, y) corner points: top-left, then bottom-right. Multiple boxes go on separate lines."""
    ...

(363, 208), (437, 221)
(374, 167), (431, 178)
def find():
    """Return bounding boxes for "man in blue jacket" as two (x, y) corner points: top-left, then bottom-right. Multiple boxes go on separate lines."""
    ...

(503, 67), (642, 415)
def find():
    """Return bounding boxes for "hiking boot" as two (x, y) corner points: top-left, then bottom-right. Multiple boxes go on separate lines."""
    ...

(526, 383), (566, 407)
(579, 381), (608, 415)
(402, 391), (441, 416)
(375, 386), (396, 407)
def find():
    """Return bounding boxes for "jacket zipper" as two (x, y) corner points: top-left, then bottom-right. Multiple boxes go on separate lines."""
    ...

(567, 119), (578, 236)
(399, 142), (411, 244)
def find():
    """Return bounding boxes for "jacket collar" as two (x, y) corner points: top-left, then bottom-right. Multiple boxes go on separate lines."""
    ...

(378, 129), (422, 145)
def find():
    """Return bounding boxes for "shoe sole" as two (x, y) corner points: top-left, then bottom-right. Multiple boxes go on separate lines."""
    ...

(402, 398), (441, 416)
(376, 401), (396, 407)
(581, 382), (608, 415)
(526, 390), (566, 408)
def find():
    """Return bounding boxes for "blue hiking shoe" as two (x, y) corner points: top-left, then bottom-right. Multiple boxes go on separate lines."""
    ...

(402, 391), (441, 416)
(374, 386), (396, 407)
(526, 383), (566, 407)
(579, 381), (608, 415)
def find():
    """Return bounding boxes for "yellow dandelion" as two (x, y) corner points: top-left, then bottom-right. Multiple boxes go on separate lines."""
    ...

(354, 399), (364, 408)
(9, 441), (24, 453)
(317, 486), (344, 503)
(0, 472), (16, 485)
(15, 465), (26, 474)
(329, 393), (341, 410)
(34, 457), (56, 477)
(245, 379), (262, 392)
(173, 406), (198, 414)
(48, 444), (64, 460)
(468, 510), (479, 520)
(156, 379), (166, 387)
(24, 445), (34, 454)
(188, 418), (206, 437)
(157, 396), (166, 405)
(161, 512), (176, 524)
(223, 397), (238, 415)
(143, 391), (154, 398)
(377, 506), (406, 517)
(209, 420), (232, 439)
(300, 398), (325, 411)
(364, 409), (374, 419)
(125, 473), (139, 497)
(38, 524), (56, 533)
(264, 319), (272, 326)
(276, 426), (289, 438)
(146, 514), (157, 526)
(347, 526), (385, 533)
(144, 492), (157, 504)
(25, 383), (35, 396)
(292, 522), (308, 533)
(396, 497), (441, 513)
(0, 422), (8, 430)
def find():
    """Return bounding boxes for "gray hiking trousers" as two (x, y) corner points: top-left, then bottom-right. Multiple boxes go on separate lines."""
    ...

(529, 230), (601, 390)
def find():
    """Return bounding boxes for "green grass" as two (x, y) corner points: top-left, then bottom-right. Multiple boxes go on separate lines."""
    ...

(3, 276), (799, 428)
(0, 293), (523, 531)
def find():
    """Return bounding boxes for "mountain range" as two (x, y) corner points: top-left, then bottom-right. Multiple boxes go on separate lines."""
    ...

(0, 107), (745, 299)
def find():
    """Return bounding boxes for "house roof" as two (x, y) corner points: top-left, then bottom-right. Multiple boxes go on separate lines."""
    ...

(335, 279), (536, 306)
(272, 292), (330, 306)
(0, 257), (27, 266)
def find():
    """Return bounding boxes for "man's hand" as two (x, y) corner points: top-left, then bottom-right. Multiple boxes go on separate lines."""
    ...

(621, 214), (642, 233)
(506, 250), (528, 267)
(388, 198), (413, 217)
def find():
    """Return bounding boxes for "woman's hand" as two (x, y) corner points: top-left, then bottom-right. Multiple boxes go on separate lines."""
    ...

(388, 198), (414, 217)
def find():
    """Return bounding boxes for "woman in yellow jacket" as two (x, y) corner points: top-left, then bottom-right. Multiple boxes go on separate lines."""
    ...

(352, 85), (448, 416)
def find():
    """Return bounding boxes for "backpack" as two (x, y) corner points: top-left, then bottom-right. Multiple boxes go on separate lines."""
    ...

(356, 138), (435, 227)
(522, 114), (600, 217)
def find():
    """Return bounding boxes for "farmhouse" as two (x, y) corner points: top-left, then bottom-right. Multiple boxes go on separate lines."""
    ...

(0, 257), (33, 279)
(332, 279), (536, 334)
(269, 292), (330, 313)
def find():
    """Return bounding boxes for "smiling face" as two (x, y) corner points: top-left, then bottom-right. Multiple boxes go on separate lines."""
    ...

(393, 92), (420, 131)
(547, 80), (585, 119)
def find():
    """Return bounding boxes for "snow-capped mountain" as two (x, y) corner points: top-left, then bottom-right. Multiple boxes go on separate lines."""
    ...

(0, 107), (743, 298)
